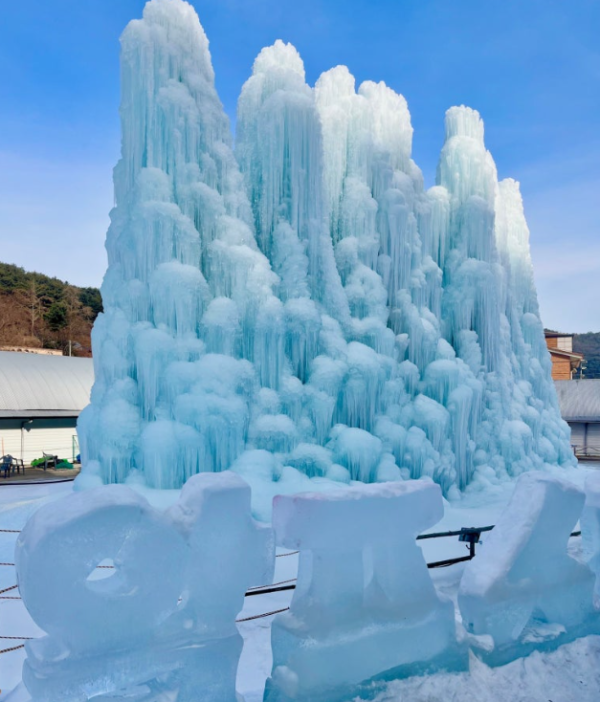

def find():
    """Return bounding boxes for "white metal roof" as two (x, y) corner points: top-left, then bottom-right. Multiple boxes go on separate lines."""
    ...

(555, 379), (600, 423)
(0, 351), (94, 418)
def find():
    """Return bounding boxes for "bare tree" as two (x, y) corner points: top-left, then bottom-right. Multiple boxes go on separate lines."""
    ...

(27, 281), (40, 337)
(14, 281), (42, 341)
(0, 294), (24, 343)
(62, 286), (86, 355)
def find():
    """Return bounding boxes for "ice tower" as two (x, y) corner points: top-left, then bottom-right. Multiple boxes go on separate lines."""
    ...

(78, 0), (574, 505)
(78, 0), (281, 488)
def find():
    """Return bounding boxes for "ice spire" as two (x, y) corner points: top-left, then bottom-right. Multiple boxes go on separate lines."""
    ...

(237, 41), (349, 382)
(436, 106), (572, 478)
(315, 68), (391, 347)
(494, 179), (572, 464)
(495, 178), (540, 318)
(78, 0), (281, 487)
(436, 106), (502, 373)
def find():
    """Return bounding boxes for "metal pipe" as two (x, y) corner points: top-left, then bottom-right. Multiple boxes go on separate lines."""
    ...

(19, 420), (33, 462)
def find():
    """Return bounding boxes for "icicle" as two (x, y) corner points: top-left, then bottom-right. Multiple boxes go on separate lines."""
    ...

(80, 0), (575, 498)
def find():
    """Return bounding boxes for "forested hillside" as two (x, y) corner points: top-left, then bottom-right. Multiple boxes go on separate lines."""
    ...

(0, 262), (102, 356)
(574, 333), (600, 379)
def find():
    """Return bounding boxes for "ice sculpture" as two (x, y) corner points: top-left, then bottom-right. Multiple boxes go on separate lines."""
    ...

(77, 0), (282, 489)
(78, 0), (574, 501)
(582, 472), (600, 603)
(264, 480), (460, 702)
(15, 472), (273, 701)
(458, 473), (599, 665)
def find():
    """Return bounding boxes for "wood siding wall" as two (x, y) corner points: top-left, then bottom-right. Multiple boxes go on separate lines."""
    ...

(550, 354), (572, 380)
(0, 418), (78, 463)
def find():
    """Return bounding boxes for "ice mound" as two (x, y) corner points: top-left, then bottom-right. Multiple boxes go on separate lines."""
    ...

(458, 473), (599, 665)
(78, 0), (574, 507)
(264, 480), (461, 702)
(582, 472), (600, 603)
(15, 472), (273, 701)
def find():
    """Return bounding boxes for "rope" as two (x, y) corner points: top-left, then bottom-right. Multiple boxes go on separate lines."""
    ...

(0, 527), (585, 644)
(0, 562), (114, 570)
(1, 605), (290, 650)
(0, 602), (313, 649)
(246, 583), (296, 597)
(236, 607), (289, 623)
(427, 555), (472, 569)
(0, 525), (584, 603)
(247, 578), (297, 592)
(0, 477), (76, 486)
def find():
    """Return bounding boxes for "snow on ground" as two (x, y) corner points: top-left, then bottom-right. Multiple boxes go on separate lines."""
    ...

(1, 463), (599, 700)
(359, 636), (600, 702)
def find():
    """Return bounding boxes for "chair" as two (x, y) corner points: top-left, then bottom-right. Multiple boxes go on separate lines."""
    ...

(1, 455), (13, 479)
(43, 453), (59, 471)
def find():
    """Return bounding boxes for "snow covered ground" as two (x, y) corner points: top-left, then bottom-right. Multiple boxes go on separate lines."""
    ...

(1, 464), (599, 701)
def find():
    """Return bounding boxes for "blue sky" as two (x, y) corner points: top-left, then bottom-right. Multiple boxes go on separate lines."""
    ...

(0, 0), (598, 332)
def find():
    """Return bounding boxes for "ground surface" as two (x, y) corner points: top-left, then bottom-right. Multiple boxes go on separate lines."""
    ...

(0, 464), (80, 484)
(1, 464), (599, 701)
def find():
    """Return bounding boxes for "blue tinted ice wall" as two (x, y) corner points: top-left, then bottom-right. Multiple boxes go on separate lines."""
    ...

(77, 0), (574, 496)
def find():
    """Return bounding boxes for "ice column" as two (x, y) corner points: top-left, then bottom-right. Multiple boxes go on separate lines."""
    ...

(314, 68), (390, 344)
(582, 472), (600, 604)
(264, 481), (458, 702)
(494, 178), (573, 467)
(437, 106), (501, 372)
(313, 67), (458, 487)
(78, 0), (281, 487)
(435, 106), (575, 482)
(237, 42), (349, 383)
(315, 66), (441, 363)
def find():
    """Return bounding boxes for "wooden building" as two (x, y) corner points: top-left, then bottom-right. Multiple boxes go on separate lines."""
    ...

(544, 331), (584, 380)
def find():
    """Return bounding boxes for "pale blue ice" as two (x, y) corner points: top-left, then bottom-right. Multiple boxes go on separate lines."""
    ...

(76, 0), (574, 516)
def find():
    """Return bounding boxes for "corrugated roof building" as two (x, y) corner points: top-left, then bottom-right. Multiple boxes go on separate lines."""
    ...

(555, 379), (600, 459)
(0, 351), (94, 464)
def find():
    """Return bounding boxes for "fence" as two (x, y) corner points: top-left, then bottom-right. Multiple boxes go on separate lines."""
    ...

(0, 521), (584, 653)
